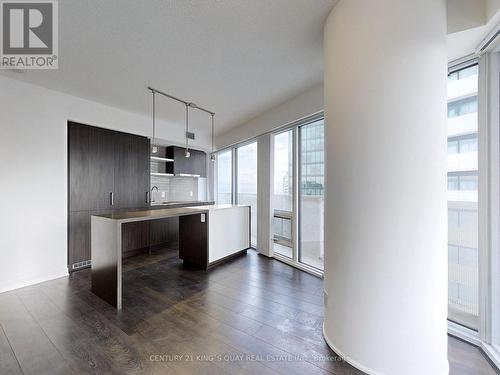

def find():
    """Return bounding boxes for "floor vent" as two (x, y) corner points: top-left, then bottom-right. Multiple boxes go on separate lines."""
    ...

(72, 260), (91, 270)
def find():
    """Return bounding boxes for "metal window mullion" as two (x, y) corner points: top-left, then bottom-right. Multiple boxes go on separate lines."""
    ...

(232, 147), (238, 205)
(477, 54), (491, 344)
(216, 112), (324, 154)
(292, 127), (299, 263)
(297, 125), (303, 264)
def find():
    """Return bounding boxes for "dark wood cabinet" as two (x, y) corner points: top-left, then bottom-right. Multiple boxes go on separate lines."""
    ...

(68, 124), (116, 211)
(68, 123), (91, 212)
(149, 217), (179, 246)
(122, 221), (150, 257)
(165, 146), (206, 177)
(68, 122), (150, 271)
(68, 211), (90, 267)
(191, 149), (207, 177)
(89, 127), (116, 210)
(114, 132), (150, 209)
(179, 214), (208, 268)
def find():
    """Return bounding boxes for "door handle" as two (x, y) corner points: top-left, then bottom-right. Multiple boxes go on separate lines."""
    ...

(110, 192), (114, 206)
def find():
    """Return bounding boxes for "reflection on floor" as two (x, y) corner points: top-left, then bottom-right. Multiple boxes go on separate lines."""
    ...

(273, 242), (293, 258)
(0, 248), (496, 374)
(273, 242), (324, 270)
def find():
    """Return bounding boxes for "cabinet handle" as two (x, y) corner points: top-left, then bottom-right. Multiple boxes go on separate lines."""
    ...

(146, 191), (149, 204)
(110, 192), (114, 206)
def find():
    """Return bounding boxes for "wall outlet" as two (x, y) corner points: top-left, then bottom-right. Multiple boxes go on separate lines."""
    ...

(190, 191), (193, 197)
(161, 191), (166, 198)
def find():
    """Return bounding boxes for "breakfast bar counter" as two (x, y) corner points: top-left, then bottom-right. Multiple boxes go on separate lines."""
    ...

(91, 204), (251, 309)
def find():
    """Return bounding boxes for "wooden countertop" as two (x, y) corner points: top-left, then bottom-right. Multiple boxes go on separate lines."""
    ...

(92, 204), (249, 222)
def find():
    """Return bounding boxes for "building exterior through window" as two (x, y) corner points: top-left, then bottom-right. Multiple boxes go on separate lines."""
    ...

(447, 64), (479, 330)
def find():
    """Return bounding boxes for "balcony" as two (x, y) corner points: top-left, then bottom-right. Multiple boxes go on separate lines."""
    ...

(448, 75), (477, 101)
(447, 113), (478, 137)
(447, 200), (479, 329)
(447, 151), (477, 173)
(272, 194), (324, 270)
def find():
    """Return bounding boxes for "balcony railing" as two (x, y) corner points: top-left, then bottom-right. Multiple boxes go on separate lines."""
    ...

(447, 75), (477, 101)
(447, 113), (478, 137)
(447, 201), (479, 329)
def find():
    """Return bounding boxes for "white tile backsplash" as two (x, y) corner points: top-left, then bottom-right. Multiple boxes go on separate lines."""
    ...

(150, 175), (199, 203)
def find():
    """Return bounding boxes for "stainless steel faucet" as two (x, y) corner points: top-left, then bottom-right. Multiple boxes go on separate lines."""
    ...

(151, 186), (159, 202)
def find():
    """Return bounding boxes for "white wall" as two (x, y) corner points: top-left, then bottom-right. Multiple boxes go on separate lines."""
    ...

(323, 0), (448, 374)
(0, 75), (210, 293)
(215, 83), (323, 149)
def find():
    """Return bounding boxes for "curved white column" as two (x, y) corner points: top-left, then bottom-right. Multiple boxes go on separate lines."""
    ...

(323, 1), (448, 374)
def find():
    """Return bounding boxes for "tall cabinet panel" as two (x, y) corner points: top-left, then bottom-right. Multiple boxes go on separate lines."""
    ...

(68, 122), (150, 272)
(68, 123), (91, 212)
(88, 127), (115, 210)
(114, 133), (150, 209)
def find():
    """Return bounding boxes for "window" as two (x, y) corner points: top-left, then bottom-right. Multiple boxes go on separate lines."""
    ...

(448, 65), (478, 81)
(216, 149), (232, 204)
(273, 129), (294, 258)
(271, 117), (325, 273)
(448, 97), (478, 118)
(447, 63), (479, 330)
(447, 135), (477, 154)
(215, 142), (258, 247)
(448, 172), (478, 191)
(299, 120), (324, 270)
(236, 142), (258, 246)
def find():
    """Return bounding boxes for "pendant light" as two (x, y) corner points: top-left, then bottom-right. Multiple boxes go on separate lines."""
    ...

(210, 113), (216, 162)
(184, 103), (190, 158)
(147, 87), (216, 159)
(151, 90), (157, 154)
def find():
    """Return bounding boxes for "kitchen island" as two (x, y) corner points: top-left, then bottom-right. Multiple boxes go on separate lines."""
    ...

(90, 204), (250, 309)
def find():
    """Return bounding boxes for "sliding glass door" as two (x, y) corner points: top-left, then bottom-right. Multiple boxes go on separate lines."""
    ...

(216, 149), (232, 204)
(273, 129), (294, 258)
(447, 63), (479, 330)
(236, 142), (258, 246)
(272, 117), (325, 273)
(299, 120), (325, 270)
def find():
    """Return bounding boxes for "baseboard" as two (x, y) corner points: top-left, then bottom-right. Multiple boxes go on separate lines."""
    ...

(322, 323), (449, 375)
(273, 254), (323, 278)
(481, 343), (500, 374)
(447, 323), (500, 373)
(447, 320), (481, 346)
(207, 248), (248, 269)
(0, 268), (68, 294)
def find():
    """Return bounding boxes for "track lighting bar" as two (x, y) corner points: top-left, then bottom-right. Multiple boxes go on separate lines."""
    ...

(147, 86), (215, 116)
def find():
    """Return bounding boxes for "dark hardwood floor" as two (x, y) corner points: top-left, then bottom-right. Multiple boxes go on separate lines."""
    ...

(0, 248), (496, 374)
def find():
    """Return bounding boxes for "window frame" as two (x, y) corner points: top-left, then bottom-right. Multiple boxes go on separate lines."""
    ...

(215, 138), (259, 247)
(447, 57), (482, 342)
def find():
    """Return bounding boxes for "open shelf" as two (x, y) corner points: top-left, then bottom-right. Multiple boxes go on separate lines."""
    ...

(151, 172), (175, 177)
(151, 156), (174, 162)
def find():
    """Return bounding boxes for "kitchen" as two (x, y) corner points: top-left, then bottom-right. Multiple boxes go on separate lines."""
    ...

(68, 88), (251, 309)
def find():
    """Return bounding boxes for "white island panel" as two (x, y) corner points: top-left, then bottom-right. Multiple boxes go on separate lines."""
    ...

(208, 206), (250, 263)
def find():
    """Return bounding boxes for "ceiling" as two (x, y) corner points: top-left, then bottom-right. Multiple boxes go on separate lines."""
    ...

(447, 0), (500, 61)
(0, 0), (335, 135)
